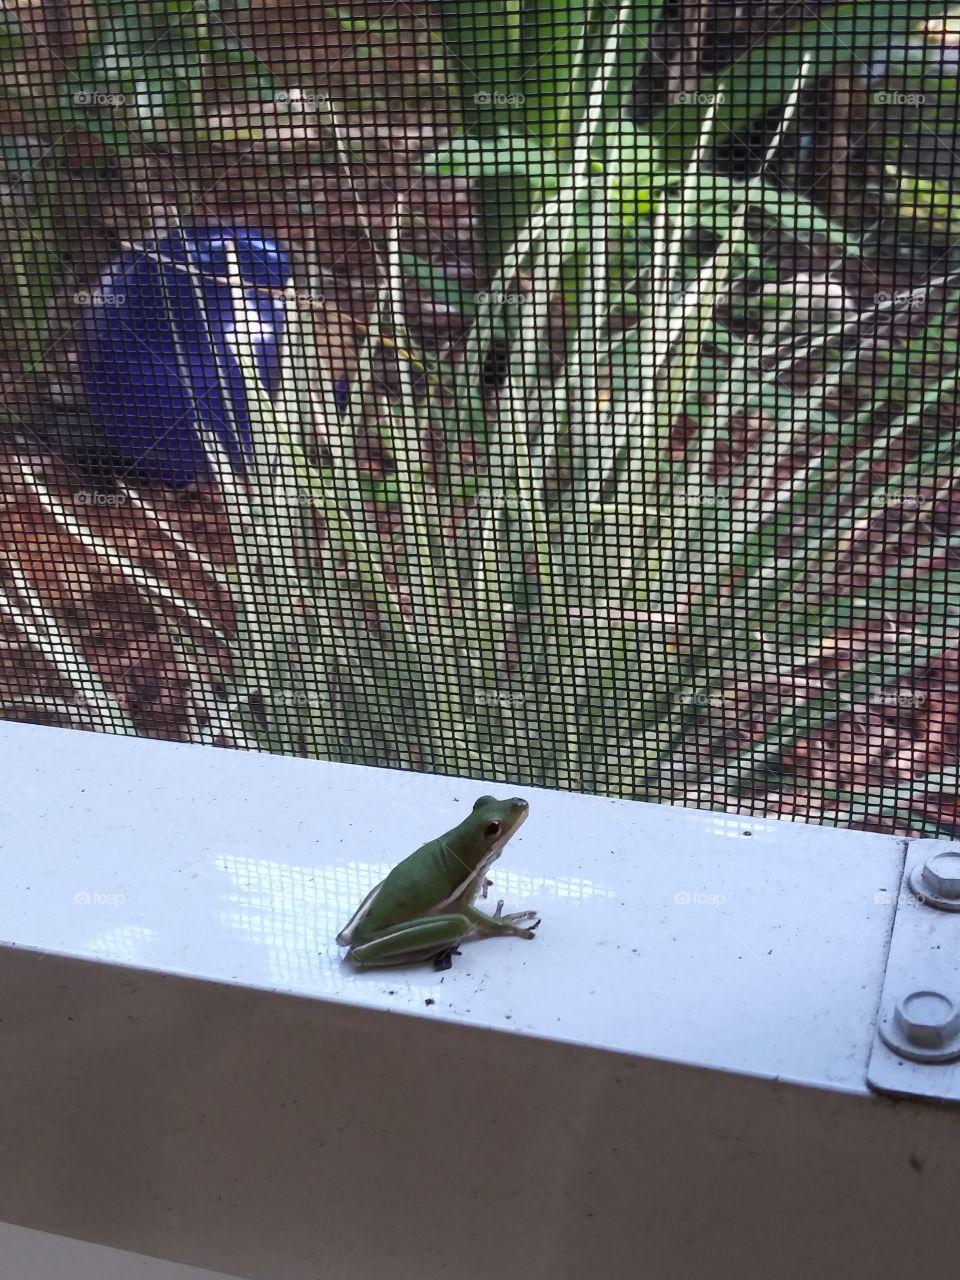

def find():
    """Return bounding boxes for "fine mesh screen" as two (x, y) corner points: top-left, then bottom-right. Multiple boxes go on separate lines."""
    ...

(1, 1), (957, 833)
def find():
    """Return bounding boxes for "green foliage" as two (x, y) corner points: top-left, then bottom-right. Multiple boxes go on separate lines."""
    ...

(434, 1), (662, 278)
(44, 0), (277, 148)
(0, 7), (28, 59)
(650, 1), (929, 174)
(882, 163), (960, 236)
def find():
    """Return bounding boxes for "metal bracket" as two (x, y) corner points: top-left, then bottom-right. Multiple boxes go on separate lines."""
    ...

(868, 840), (960, 1102)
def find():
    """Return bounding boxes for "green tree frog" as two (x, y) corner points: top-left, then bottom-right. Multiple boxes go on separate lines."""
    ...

(337, 795), (540, 968)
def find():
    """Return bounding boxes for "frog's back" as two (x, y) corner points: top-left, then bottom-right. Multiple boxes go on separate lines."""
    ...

(359, 838), (466, 932)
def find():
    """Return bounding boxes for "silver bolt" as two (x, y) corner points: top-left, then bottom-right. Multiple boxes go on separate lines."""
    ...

(921, 851), (960, 901)
(894, 991), (960, 1050)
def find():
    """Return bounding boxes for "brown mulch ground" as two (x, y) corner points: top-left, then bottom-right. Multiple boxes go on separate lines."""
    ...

(0, 444), (236, 739)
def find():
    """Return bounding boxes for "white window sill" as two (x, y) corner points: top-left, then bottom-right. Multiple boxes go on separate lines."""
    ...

(0, 722), (956, 1280)
(0, 1221), (244, 1280)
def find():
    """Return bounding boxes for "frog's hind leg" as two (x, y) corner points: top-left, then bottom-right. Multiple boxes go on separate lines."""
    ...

(347, 913), (471, 968)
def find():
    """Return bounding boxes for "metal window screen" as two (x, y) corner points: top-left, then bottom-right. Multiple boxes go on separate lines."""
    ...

(1, 1), (957, 834)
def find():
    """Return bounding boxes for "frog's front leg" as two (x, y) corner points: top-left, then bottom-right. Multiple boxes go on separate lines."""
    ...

(464, 899), (541, 940)
(346, 913), (472, 968)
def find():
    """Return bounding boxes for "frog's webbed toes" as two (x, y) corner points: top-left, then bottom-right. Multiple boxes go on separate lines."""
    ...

(501, 908), (541, 937)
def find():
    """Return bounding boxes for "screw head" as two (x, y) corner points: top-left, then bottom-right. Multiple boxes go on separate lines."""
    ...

(909, 850), (960, 911)
(894, 991), (960, 1050)
(921, 851), (960, 900)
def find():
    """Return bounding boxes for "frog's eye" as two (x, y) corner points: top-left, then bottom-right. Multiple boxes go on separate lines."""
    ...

(474, 794), (496, 810)
(484, 820), (502, 839)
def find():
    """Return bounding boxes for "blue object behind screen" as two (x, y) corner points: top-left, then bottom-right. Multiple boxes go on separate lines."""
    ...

(77, 228), (292, 488)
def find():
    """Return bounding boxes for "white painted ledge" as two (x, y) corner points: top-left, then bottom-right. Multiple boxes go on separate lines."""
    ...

(0, 1221), (245, 1280)
(0, 722), (957, 1280)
